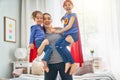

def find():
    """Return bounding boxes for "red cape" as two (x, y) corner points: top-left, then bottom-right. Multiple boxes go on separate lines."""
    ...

(70, 35), (84, 66)
(29, 43), (37, 62)
(70, 19), (84, 66)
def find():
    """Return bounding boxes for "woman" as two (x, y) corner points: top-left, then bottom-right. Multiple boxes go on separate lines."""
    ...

(42, 13), (73, 80)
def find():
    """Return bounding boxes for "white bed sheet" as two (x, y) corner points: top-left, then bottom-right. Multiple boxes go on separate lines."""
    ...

(10, 71), (116, 80)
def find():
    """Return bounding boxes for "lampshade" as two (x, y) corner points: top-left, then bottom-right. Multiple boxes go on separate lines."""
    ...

(14, 48), (27, 60)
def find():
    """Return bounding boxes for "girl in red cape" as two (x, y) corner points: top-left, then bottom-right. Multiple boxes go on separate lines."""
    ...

(53, 0), (84, 75)
(70, 19), (84, 67)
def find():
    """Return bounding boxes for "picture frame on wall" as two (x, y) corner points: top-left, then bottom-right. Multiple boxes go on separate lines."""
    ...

(4, 16), (16, 43)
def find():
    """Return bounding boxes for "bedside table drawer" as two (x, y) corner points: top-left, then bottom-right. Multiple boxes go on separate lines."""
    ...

(14, 62), (28, 67)
(12, 61), (31, 75)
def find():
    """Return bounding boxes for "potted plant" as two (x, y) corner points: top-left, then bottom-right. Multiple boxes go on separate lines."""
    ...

(90, 49), (94, 58)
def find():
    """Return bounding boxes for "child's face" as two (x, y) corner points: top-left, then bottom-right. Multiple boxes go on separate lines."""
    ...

(63, 2), (73, 13)
(34, 13), (43, 25)
(43, 14), (52, 27)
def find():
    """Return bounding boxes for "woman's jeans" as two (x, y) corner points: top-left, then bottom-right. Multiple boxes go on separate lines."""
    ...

(35, 39), (53, 63)
(55, 32), (78, 64)
(44, 62), (73, 80)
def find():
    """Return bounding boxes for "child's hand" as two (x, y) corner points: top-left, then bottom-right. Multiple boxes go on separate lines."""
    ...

(52, 29), (61, 34)
(55, 30), (61, 34)
(29, 44), (34, 49)
(51, 29), (56, 33)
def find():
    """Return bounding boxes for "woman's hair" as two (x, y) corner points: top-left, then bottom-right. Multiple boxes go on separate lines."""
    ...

(63, 0), (73, 7)
(43, 13), (52, 33)
(43, 13), (51, 19)
(31, 10), (43, 20)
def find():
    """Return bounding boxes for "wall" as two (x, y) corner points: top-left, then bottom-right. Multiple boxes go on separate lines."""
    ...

(116, 0), (120, 46)
(0, 0), (21, 78)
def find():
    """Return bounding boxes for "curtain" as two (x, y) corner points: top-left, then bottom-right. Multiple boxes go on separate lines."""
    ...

(20, 1), (120, 78)
(20, 0), (64, 62)
(20, 0), (63, 47)
(21, 0), (45, 48)
(96, 0), (120, 78)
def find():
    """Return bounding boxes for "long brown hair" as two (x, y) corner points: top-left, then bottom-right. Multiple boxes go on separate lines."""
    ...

(43, 13), (52, 33)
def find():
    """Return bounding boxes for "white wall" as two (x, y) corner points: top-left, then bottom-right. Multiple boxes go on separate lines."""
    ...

(0, 0), (21, 78)
(116, 0), (120, 46)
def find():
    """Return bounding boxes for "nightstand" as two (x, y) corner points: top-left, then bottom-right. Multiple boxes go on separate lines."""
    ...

(93, 57), (102, 72)
(12, 61), (31, 74)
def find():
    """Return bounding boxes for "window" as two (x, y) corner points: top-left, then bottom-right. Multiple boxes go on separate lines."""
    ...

(73, 0), (99, 60)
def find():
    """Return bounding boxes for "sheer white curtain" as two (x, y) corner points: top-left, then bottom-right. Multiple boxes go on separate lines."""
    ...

(97, 0), (120, 72)
(20, 0), (45, 48)
(20, 0), (63, 48)
(73, 0), (120, 78)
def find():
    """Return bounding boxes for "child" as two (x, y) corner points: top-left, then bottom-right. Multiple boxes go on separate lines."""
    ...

(54, 0), (79, 75)
(29, 10), (52, 73)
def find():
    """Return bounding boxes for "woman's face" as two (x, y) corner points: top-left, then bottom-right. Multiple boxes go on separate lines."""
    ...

(43, 14), (52, 28)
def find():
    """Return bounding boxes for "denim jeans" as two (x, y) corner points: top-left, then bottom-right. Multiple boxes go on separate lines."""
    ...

(55, 32), (78, 64)
(35, 39), (53, 63)
(44, 62), (73, 80)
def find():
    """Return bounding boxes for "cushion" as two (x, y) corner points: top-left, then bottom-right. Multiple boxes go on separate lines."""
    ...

(31, 58), (44, 75)
(12, 68), (24, 76)
(74, 60), (94, 75)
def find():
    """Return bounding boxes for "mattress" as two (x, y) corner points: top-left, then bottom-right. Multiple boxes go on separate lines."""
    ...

(10, 71), (116, 80)
(73, 72), (116, 80)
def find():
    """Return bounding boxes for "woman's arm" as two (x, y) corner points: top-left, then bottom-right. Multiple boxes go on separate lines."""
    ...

(37, 39), (49, 56)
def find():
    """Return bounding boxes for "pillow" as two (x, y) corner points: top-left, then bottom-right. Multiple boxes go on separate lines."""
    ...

(31, 58), (44, 75)
(74, 60), (94, 75)
(12, 68), (24, 77)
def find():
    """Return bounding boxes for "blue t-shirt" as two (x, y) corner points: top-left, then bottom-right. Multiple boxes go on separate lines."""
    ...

(62, 13), (78, 36)
(29, 24), (45, 44)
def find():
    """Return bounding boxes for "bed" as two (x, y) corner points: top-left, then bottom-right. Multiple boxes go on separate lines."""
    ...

(10, 71), (116, 80)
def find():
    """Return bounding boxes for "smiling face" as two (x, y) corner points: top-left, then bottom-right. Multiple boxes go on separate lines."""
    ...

(63, 1), (73, 13)
(34, 13), (43, 25)
(43, 13), (52, 28)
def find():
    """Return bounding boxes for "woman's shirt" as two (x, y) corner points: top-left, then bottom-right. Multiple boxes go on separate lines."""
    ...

(29, 24), (45, 44)
(46, 33), (63, 64)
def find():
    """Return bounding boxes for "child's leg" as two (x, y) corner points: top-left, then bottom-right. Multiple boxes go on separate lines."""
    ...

(35, 39), (50, 72)
(69, 63), (77, 75)
(42, 44), (53, 73)
(65, 62), (71, 73)
(37, 39), (49, 56)
(65, 35), (75, 73)
(65, 33), (79, 74)
(55, 37), (71, 73)
(42, 60), (49, 73)
(65, 35), (74, 47)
